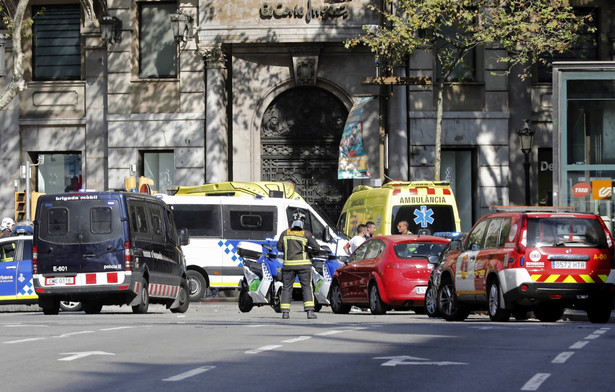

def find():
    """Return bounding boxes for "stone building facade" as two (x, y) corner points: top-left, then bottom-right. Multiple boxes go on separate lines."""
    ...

(0, 0), (614, 232)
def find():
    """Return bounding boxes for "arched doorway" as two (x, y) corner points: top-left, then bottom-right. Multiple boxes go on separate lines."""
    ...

(261, 86), (350, 223)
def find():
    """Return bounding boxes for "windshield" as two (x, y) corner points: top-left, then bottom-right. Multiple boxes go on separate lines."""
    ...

(394, 242), (447, 259)
(527, 217), (607, 248)
(391, 205), (455, 234)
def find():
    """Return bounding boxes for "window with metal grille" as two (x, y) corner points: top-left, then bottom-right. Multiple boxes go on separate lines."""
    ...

(32, 4), (81, 81)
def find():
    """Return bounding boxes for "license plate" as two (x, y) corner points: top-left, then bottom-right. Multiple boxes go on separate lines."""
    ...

(416, 286), (427, 294)
(46, 276), (75, 285)
(552, 261), (586, 269)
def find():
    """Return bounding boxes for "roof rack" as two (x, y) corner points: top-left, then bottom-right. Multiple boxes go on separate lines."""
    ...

(489, 205), (577, 213)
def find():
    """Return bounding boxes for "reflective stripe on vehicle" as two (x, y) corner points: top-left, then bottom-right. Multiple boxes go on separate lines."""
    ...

(530, 274), (608, 284)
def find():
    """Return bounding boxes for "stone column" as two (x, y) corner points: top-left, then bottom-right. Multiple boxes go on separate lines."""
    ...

(201, 44), (228, 183)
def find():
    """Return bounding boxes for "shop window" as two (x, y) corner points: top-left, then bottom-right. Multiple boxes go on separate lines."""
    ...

(36, 153), (82, 194)
(32, 4), (81, 81)
(139, 2), (177, 78)
(142, 151), (175, 193)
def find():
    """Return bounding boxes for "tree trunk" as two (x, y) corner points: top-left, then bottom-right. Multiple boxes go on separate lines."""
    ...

(434, 79), (444, 181)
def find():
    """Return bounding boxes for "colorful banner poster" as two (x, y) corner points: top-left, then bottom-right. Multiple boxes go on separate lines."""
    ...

(338, 96), (374, 179)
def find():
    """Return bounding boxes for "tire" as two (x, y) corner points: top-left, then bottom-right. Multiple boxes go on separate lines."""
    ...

(533, 304), (564, 322)
(187, 270), (207, 301)
(329, 281), (351, 314)
(369, 284), (387, 315)
(587, 296), (612, 324)
(171, 279), (190, 313)
(82, 302), (103, 314)
(425, 282), (440, 318)
(271, 286), (282, 313)
(59, 301), (82, 312)
(438, 281), (469, 321)
(487, 280), (510, 322)
(39, 296), (60, 315)
(132, 281), (149, 314)
(238, 283), (254, 313)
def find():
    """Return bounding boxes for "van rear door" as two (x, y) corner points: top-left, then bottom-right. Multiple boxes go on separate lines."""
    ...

(36, 195), (125, 274)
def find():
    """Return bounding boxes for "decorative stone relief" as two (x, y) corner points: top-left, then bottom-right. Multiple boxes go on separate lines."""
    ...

(198, 44), (226, 69)
(292, 55), (318, 86)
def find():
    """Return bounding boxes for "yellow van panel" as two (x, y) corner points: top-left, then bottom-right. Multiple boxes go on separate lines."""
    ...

(172, 181), (304, 201)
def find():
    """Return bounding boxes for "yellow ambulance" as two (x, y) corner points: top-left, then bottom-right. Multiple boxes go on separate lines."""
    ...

(338, 181), (462, 236)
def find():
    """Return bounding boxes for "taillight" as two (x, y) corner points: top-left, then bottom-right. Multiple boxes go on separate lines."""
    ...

(32, 245), (38, 274)
(124, 241), (134, 270)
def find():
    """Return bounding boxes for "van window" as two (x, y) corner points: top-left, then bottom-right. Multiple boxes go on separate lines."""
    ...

(391, 204), (456, 234)
(170, 204), (222, 237)
(285, 208), (326, 239)
(527, 217), (607, 248)
(165, 208), (178, 245)
(91, 207), (113, 234)
(484, 219), (504, 249)
(148, 203), (165, 243)
(223, 206), (276, 240)
(128, 201), (150, 241)
(466, 219), (488, 250)
(48, 208), (69, 235)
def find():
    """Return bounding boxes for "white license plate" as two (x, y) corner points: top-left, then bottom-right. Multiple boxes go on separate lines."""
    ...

(46, 276), (75, 285)
(416, 286), (427, 295)
(552, 261), (586, 269)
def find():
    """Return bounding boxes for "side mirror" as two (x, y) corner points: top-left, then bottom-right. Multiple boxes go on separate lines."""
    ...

(428, 255), (439, 264)
(322, 227), (332, 243)
(470, 243), (480, 251)
(178, 228), (190, 246)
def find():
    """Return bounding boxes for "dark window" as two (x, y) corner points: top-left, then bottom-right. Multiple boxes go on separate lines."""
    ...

(436, 23), (477, 82)
(90, 207), (112, 234)
(139, 2), (177, 78)
(32, 4), (81, 80)
(47, 208), (69, 235)
(285, 207), (326, 239)
(223, 206), (276, 240)
(391, 205), (456, 234)
(22, 239), (33, 260)
(148, 204), (165, 244)
(466, 219), (488, 250)
(527, 217), (607, 248)
(170, 204), (222, 237)
(394, 242), (447, 259)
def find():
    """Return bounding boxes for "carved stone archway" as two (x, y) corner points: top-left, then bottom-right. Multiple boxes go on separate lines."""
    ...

(261, 86), (350, 223)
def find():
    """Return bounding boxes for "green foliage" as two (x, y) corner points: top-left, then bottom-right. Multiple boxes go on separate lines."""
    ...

(347, 0), (594, 79)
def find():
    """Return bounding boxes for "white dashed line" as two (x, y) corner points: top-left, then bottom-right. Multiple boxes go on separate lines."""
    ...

(282, 336), (312, 343)
(316, 330), (345, 336)
(3, 337), (46, 344)
(245, 345), (283, 354)
(569, 340), (589, 350)
(162, 366), (216, 381)
(521, 373), (551, 391)
(552, 352), (574, 364)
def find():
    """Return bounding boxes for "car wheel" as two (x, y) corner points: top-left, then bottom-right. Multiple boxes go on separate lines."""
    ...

(238, 282), (254, 313)
(59, 301), (82, 312)
(587, 296), (612, 324)
(82, 302), (103, 314)
(369, 284), (387, 315)
(425, 282), (440, 318)
(329, 281), (351, 314)
(132, 281), (149, 314)
(187, 270), (207, 301)
(533, 304), (564, 322)
(487, 280), (510, 322)
(438, 280), (469, 321)
(171, 279), (190, 313)
(39, 296), (60, 315)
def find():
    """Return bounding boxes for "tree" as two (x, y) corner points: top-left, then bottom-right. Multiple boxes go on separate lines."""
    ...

(347, 0), (593, 180)
(0, 0), (97, 110)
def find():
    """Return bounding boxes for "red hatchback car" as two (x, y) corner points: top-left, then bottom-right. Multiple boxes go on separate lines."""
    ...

(329, 235), (450, 315)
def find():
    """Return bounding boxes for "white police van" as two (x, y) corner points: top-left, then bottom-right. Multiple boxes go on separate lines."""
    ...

(160, 194), (348, 301)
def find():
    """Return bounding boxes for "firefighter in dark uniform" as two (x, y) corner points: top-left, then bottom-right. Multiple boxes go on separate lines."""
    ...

(277, 209), (320, 319)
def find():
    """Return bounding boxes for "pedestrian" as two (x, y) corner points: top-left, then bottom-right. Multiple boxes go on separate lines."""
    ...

(365, 221), (376, 238)
(344, 224), (367, 255)
(397, 220), (412, 235)
(0, 217), (14, 238)
(277, 209), (321, 320)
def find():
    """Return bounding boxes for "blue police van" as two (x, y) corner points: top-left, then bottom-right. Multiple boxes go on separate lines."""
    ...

(33, 191), (190, 315)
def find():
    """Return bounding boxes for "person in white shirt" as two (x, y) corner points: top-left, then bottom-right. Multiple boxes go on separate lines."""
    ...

(344, 224), (367, 255)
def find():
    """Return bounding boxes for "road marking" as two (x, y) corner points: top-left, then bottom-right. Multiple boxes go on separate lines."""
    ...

(569, 341), (589, 349)
(245, 345), (283, 354)
(521, 373), (551, 391)
(3, 337), (46, 344)
(99, 326), (135, 331)
(163, 366), (216, 381)
(54, 331), (95, 338)
(552, 351), (574, 364)
(374, 355), (467, 367)
(59, 351), (115, 361)
(585, 333), (601, 340)
(316, 330), (345, 336)
(282, 336), (312, 343)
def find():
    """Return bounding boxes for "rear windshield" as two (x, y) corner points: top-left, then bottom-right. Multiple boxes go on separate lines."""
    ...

(527, 217), (608, 248)
(394, 241), (447, 259)
(38, 198), (122, 244)
(391, 205), (455, 234)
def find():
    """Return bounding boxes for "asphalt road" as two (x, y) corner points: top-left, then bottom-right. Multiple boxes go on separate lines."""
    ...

(1, 300), (614, 392)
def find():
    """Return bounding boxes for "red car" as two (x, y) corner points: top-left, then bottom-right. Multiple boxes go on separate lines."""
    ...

(329, 235), (450, 315)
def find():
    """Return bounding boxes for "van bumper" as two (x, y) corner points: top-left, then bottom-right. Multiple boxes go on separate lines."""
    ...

(503, 282), (614, 307)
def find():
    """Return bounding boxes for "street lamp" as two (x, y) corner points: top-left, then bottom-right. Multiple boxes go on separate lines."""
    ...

(170, 9), (193, 44)
(99, 13), (122, 46)
(517, 119), (535, 206)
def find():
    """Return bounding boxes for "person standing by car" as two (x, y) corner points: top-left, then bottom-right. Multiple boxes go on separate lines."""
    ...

(277, 209), (320, 320)
(365, 221), (376, 238)
(397, 220), (412, 235)
(344, 224), (367, 255)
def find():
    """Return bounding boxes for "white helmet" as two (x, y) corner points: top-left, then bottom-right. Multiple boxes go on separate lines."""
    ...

(1, 217), (14, 230)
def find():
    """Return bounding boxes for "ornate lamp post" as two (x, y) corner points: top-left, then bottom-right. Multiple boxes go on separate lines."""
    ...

(517, 119), (535, 206)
